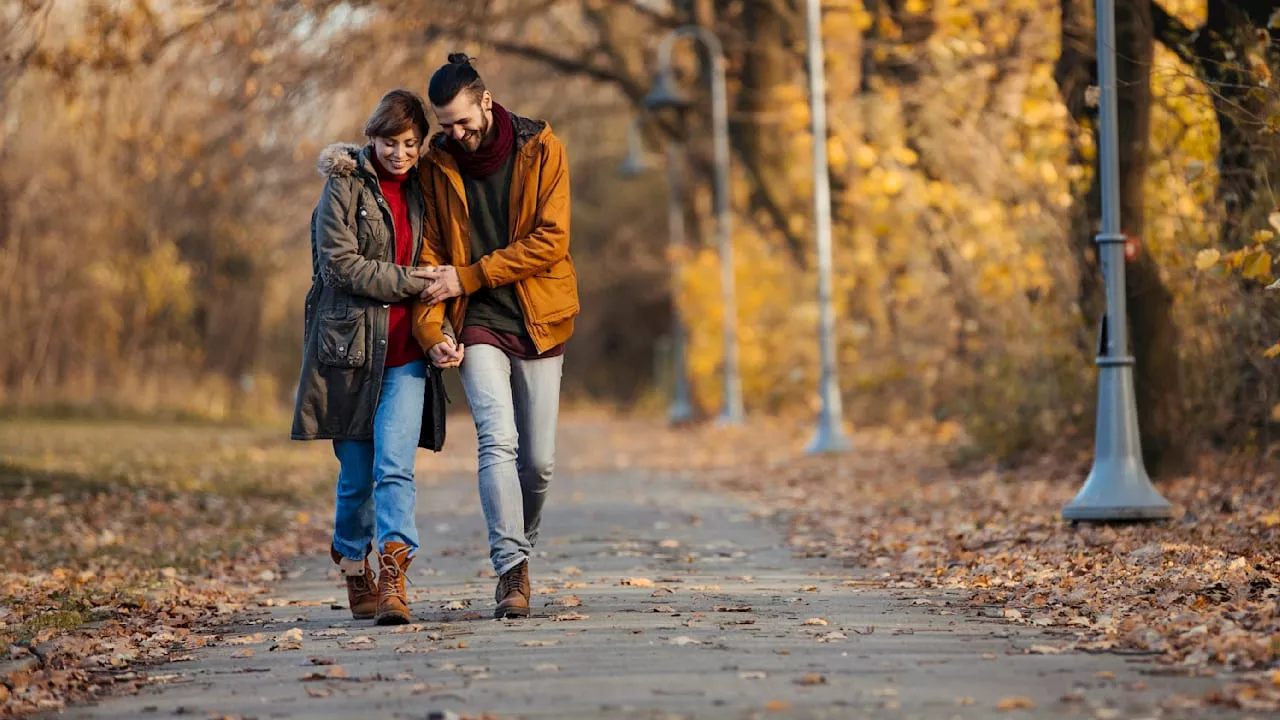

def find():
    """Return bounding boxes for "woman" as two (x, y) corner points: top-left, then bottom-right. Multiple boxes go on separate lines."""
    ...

(291, 89), (464, 625)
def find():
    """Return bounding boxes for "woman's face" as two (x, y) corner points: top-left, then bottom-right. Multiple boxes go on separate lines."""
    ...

(372, 127), (421, 175)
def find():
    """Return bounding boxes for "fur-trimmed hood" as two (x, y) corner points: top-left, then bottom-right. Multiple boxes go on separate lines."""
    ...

(316, 142), (366, 178)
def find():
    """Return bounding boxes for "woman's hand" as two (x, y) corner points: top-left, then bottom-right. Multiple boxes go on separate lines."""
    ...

(428, 338), (465, 368)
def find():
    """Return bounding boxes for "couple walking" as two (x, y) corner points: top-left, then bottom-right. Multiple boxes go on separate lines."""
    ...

(290, 54), (577, 624)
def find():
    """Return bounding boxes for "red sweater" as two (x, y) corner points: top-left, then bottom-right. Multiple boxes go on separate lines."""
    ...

(375, 162), (424, 369)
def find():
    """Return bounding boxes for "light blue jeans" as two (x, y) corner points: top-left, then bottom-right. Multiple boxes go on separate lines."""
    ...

(331, 359), (425, 560)
(460, 344), (563, 576)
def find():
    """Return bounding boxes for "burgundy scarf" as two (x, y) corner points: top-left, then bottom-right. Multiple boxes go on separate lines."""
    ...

(446, 102), (515, 177)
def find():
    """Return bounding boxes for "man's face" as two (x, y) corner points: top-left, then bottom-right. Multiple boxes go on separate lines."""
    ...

(433, 90), (491, 152)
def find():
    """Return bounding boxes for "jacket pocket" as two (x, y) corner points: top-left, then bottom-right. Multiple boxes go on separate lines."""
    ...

(317, 307), (367, 368)
(526, 262), (579, 324)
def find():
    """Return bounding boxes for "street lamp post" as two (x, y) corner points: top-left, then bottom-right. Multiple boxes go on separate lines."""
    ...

(802, 0), (852, 455)
(618, 120), (695, 424)
(644, 25), (745, 426)
(1062, 0), (1172, 521)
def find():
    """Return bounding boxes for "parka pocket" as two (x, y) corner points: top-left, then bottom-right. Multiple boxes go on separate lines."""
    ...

(526, 262), (579, 324)
(317, 308), (367, 368)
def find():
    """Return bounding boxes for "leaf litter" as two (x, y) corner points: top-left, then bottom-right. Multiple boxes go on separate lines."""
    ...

(687, 421), (1280, 712)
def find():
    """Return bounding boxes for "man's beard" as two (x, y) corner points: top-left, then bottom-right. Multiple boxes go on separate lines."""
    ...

(463, 111), (491, 152)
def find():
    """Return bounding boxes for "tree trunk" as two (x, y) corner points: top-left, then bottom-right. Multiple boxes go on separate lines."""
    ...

(1116, 0), (1188, 476)
(1054, 0), (1104, 357)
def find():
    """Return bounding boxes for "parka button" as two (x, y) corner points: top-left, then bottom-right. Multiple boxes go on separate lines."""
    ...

(383, 303), (390, 308)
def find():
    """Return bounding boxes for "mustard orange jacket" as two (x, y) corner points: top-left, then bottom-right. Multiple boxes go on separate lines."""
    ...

(412, 114), (578, 355)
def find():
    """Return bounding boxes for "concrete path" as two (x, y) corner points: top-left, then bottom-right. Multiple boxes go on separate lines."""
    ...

(61, 466), (1240, 719)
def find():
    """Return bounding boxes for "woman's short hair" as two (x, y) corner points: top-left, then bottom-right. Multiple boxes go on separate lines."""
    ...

(364, 89), (429, 140)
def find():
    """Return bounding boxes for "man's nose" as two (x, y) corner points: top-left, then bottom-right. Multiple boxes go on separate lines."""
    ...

(451, 126), (467, 140)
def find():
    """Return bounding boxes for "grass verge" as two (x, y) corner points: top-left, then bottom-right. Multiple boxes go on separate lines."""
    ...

(0, 419), (337, 715)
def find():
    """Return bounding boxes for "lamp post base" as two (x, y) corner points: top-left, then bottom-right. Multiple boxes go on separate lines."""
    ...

(668, 398), (695, 426)
(716, 404), (745, 427)
(1063, 361), (1173, 521)
(805, 416), (852, 455)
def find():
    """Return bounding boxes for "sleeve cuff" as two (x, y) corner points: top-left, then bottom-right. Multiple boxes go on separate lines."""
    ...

(457, 263), (487, 295)
(418, 323), (448, 350)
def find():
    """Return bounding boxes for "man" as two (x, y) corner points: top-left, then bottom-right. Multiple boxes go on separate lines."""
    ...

(412, 53), (578, 619)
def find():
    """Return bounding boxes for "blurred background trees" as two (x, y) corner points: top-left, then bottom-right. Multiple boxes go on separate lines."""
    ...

(2, 0), (1277, 472)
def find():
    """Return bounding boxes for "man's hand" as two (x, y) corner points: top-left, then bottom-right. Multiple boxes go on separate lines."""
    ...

(414, 266), (463, 305)
(428, 338), (465, 369)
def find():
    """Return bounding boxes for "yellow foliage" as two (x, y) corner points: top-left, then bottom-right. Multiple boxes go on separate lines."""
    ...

(1194, 248), (1221, 270)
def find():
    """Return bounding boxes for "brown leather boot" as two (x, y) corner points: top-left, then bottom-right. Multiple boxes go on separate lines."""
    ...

(330, 547), (378, 620)
(494, 559), (530, 619)
(375, 542), (413, 625)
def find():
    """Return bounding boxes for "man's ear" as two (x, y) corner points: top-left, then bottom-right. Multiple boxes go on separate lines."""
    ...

(481, 90), (493, 112)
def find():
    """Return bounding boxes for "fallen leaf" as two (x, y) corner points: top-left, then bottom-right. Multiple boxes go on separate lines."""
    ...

(997, 696), (1036, 711)
(552, 612), (588, 622)
(442, 600), (468, 611)
(302, 666), (346, 681)
(715, 605), (752, 612)
(1096, 671), (1117, 680)
(276, 628), (304, 643)
(739, 671), (767, 680)
(311, 629), (348, 638)
(306, 687), (331, 698)
(521, 639), (560, 647)
(561, 566), (582, 576)
(803, 618), (829, 626)
(669, 636), (701, 645)
(534, 663), (559, 672)
(765, 700), (791, 711)
(1027, 644), (1064, 654)
(795, 673), (826, 686)
(622, 577), (654, 587)
(231, 649), (254, 659)
(556, 595), (582, 607)
(224, 633), (266, 646)
(652, 604), (676, 613)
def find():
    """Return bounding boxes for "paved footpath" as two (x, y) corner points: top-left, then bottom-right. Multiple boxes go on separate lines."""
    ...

(61, 466), (1244, 720)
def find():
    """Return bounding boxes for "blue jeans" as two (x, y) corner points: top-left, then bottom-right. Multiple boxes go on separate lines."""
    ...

(460, 344), (563, 576)
(331, 359), (425, 560)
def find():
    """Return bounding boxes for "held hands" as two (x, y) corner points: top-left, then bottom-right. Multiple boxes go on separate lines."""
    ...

(410, 266), (463, 305)
(428, 338), (465, 369)
(410, 265), (464, 367)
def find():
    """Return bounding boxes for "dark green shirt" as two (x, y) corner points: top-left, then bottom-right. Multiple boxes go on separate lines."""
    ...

(461, 151), (526, 337)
